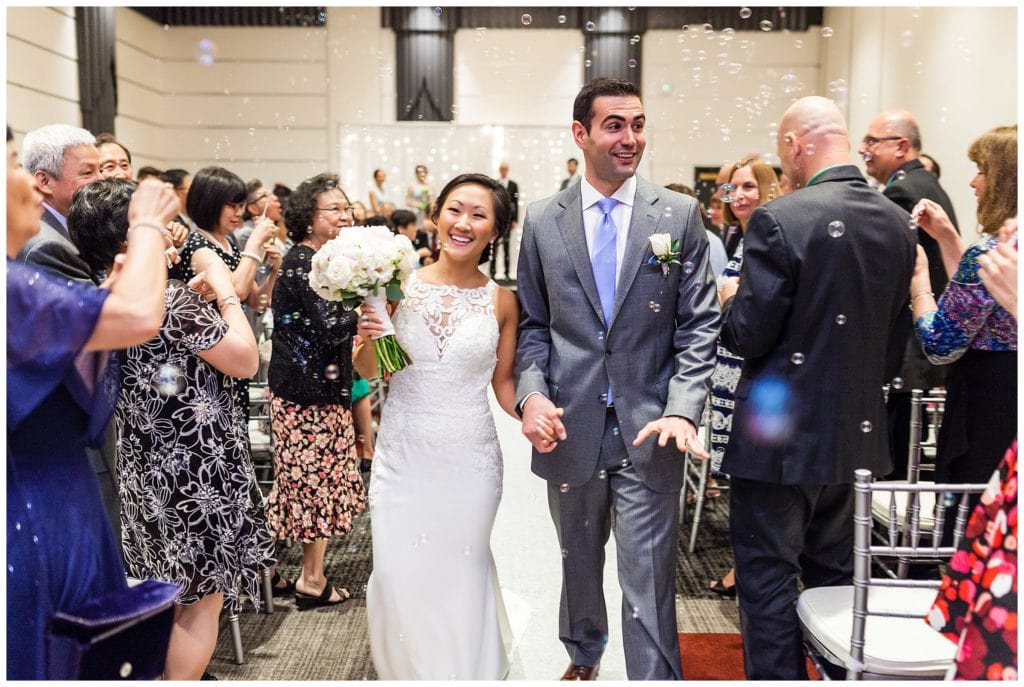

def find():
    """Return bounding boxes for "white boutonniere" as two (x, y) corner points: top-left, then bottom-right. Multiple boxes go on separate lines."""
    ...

(647, 233), (681, 277)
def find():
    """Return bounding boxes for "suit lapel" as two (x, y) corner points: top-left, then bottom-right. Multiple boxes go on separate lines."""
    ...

(610, 178), (660, 327)
(555, 187), (606, 325)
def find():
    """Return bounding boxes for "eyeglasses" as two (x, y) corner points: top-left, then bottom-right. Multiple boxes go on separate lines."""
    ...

(317, 206), (353, 215)
(247, 192), (270, 206)
(861, 136), (903, 148)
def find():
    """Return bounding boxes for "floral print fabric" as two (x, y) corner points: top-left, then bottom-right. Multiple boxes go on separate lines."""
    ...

(709, 240), (744, 472)
(927, 440), (1018, 680)
(915, 236), (1017, 364)
(117, 281), (276, 614)
(265, 394), (366, 543)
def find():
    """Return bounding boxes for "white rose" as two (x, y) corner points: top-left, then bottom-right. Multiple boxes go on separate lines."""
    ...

(649, 233), (672, 258)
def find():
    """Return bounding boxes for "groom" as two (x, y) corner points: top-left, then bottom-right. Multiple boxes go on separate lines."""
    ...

(515, 77), (721, 680)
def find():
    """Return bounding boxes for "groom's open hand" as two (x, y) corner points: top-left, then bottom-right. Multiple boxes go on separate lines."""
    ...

(633, 416), (709, 459)
(522, 395), (567, 454)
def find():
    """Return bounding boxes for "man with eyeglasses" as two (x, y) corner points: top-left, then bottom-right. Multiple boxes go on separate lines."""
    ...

(860, 109), (959, 481)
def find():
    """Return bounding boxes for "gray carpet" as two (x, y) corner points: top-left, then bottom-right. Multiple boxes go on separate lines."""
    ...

(207, 485), (739, 679)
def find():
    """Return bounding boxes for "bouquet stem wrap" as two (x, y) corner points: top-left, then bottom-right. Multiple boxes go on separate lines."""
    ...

(364, 294), (411, 375)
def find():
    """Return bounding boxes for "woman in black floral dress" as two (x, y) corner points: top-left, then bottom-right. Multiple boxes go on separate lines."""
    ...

(267, 173), (367, 609)
(72, 180), (275, 680)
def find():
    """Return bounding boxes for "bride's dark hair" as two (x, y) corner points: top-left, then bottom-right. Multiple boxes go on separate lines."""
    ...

(431, 173), (512, 265)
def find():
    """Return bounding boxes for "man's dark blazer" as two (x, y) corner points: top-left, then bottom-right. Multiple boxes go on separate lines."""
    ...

(721, 165), (917, 485)
(17, 206), (93, 284)
(881, 158), (959, 389)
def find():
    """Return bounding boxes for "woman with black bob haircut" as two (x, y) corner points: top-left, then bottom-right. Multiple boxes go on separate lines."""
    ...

(70, 178), (275, 680)
(356, 172), (520, 679)
(266, 173), (367, 609)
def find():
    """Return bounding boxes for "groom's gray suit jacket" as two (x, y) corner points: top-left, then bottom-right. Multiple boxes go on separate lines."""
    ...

(515, 177), (721, 492)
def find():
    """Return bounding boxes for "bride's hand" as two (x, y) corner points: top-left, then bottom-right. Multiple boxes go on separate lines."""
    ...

(357, 304), (386, 340)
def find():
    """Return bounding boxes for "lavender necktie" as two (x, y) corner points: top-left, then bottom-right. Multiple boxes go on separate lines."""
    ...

(593, 197), (618, 406)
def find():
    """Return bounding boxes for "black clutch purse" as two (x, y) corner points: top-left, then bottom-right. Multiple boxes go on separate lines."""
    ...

(47, 579), (180, 680)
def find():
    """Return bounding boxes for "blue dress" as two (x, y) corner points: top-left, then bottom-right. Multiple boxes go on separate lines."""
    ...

(6, 260), (127, 679)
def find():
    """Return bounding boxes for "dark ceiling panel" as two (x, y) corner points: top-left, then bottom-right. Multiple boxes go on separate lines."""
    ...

(130, 7), (326, 27)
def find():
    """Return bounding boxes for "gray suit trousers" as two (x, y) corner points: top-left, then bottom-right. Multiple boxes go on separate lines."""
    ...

(547, 408), (683, 680)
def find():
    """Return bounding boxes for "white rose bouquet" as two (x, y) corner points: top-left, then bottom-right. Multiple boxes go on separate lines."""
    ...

(308, 225), (419, 374)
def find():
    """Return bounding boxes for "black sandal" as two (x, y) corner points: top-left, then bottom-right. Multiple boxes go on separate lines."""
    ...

(271, 571), (295, 598)
(709, 577), (737, 598)
(295, 580), (350, 611)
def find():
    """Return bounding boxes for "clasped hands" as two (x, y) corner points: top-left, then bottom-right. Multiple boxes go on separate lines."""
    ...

(521, 395), (709, 459)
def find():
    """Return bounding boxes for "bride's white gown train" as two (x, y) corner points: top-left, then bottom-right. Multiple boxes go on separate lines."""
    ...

(367, 272), (510, 680)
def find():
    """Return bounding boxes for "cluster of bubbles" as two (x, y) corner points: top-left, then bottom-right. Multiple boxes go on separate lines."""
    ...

(196, 38), (216, 67)
(649, 301), (662, 313)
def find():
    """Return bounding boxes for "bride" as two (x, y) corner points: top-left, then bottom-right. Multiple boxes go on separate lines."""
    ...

(356, 173), (520, 680)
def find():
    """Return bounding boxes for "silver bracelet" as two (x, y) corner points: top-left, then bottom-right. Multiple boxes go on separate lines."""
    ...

(218, 295), (241, 309)
(240, 250), (263, 262)
(909, 290), (935, 311)
(128, 221), (169, 238)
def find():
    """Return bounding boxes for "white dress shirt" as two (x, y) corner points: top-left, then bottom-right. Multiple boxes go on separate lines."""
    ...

(580, 174), (637, 281)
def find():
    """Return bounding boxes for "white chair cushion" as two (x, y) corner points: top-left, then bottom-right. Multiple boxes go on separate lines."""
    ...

(870, 484), (937, 532)
(797, 585), (955, 677)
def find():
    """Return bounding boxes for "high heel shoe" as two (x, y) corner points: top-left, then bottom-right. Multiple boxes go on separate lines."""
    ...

(294, 579), (350, 611)
(708, 577), (737, 598)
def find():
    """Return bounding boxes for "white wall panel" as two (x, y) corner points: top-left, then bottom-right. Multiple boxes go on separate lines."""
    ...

(7, 6), (78, 60)
(161, 60), (327, 96)
(7, 82), (82, 134)
(7, 37), (80, 99)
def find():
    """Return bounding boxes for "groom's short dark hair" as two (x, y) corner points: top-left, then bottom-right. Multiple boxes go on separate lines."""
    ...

(573, 78), (641, 133)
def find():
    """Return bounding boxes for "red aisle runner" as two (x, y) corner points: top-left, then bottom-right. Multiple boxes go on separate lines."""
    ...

(678, 633), (821, 680)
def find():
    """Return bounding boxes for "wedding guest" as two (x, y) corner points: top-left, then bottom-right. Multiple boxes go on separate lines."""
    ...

(136, 165), (163, 181)
(406, 164), (431, 223)
(978, 218), (1018, 318)
(368, 168), (394, 216)
(703, 157), (780, 597)
(920, 152), (941, 178)
(665, 182), (728, 276)
(359, 173), (519, 679)
(160, 168), (193, 227)
(720, 96), (916, 679)
(266, 174), (366, 609)
(909, 125), (1017, 524)
(170, 166), (283, 415)
(94, 132), (133, 180)
(7, 134), (179, 678)
(71, 179), (274, 680)
(351, 200), (369, 224)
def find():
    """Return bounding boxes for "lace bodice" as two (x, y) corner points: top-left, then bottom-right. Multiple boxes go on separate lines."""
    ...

(372, 272), (503, 491)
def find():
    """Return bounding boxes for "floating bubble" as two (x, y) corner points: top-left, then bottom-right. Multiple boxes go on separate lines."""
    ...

(398, 632), (406, 642)
(285, 269), (294, 278)
(661, 82), (671, 93)
(794, 38), (804, 49)
(722, 27), (735, 39)
(561, 548), (569, 558)
(598, 470), (607, 480)
(894, 170), (906, 181)
(627, 58), (637, 69)
(631, 606), (640, 619)
(621, 458), (629, 468)
(557, 14), (566, 24)
(759, 19), (773, 31)
(464, 545), (472, 556)
(891, 377), (905, 390)
(702, 23), (714, 34)
(153, 364), (185, 396)
(683, 261), (695, 274)
(559, 483), (569, 494)
(805, 143), (816, 156)
(860, 421), (873, 433)
(827, 220), (845, 238)
(520, 14), (532, 26)
(198, 53), (214, 67)
(586, 21), (596, 31)
(432, 7), (442, 17)
(325, 364), (340, 380)
(821, 26), (834, 38)
(790, 352), (805, 365)
(740, 7), (752, 19)
(900, 29), (914, 48)
(584, 59), (592, 68)
(836, 314), (847, 325)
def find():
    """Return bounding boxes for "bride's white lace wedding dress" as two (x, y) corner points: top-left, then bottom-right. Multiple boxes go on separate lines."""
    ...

(366, 271), (510, 680)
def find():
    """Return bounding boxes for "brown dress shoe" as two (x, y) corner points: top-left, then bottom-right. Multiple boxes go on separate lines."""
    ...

(560, 663), (599, 680)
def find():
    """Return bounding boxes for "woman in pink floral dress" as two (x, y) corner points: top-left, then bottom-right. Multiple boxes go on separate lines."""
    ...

(266, 174), (366, 609)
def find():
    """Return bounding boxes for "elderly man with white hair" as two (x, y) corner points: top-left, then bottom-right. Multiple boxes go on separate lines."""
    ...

(17, 123), (100, 282)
